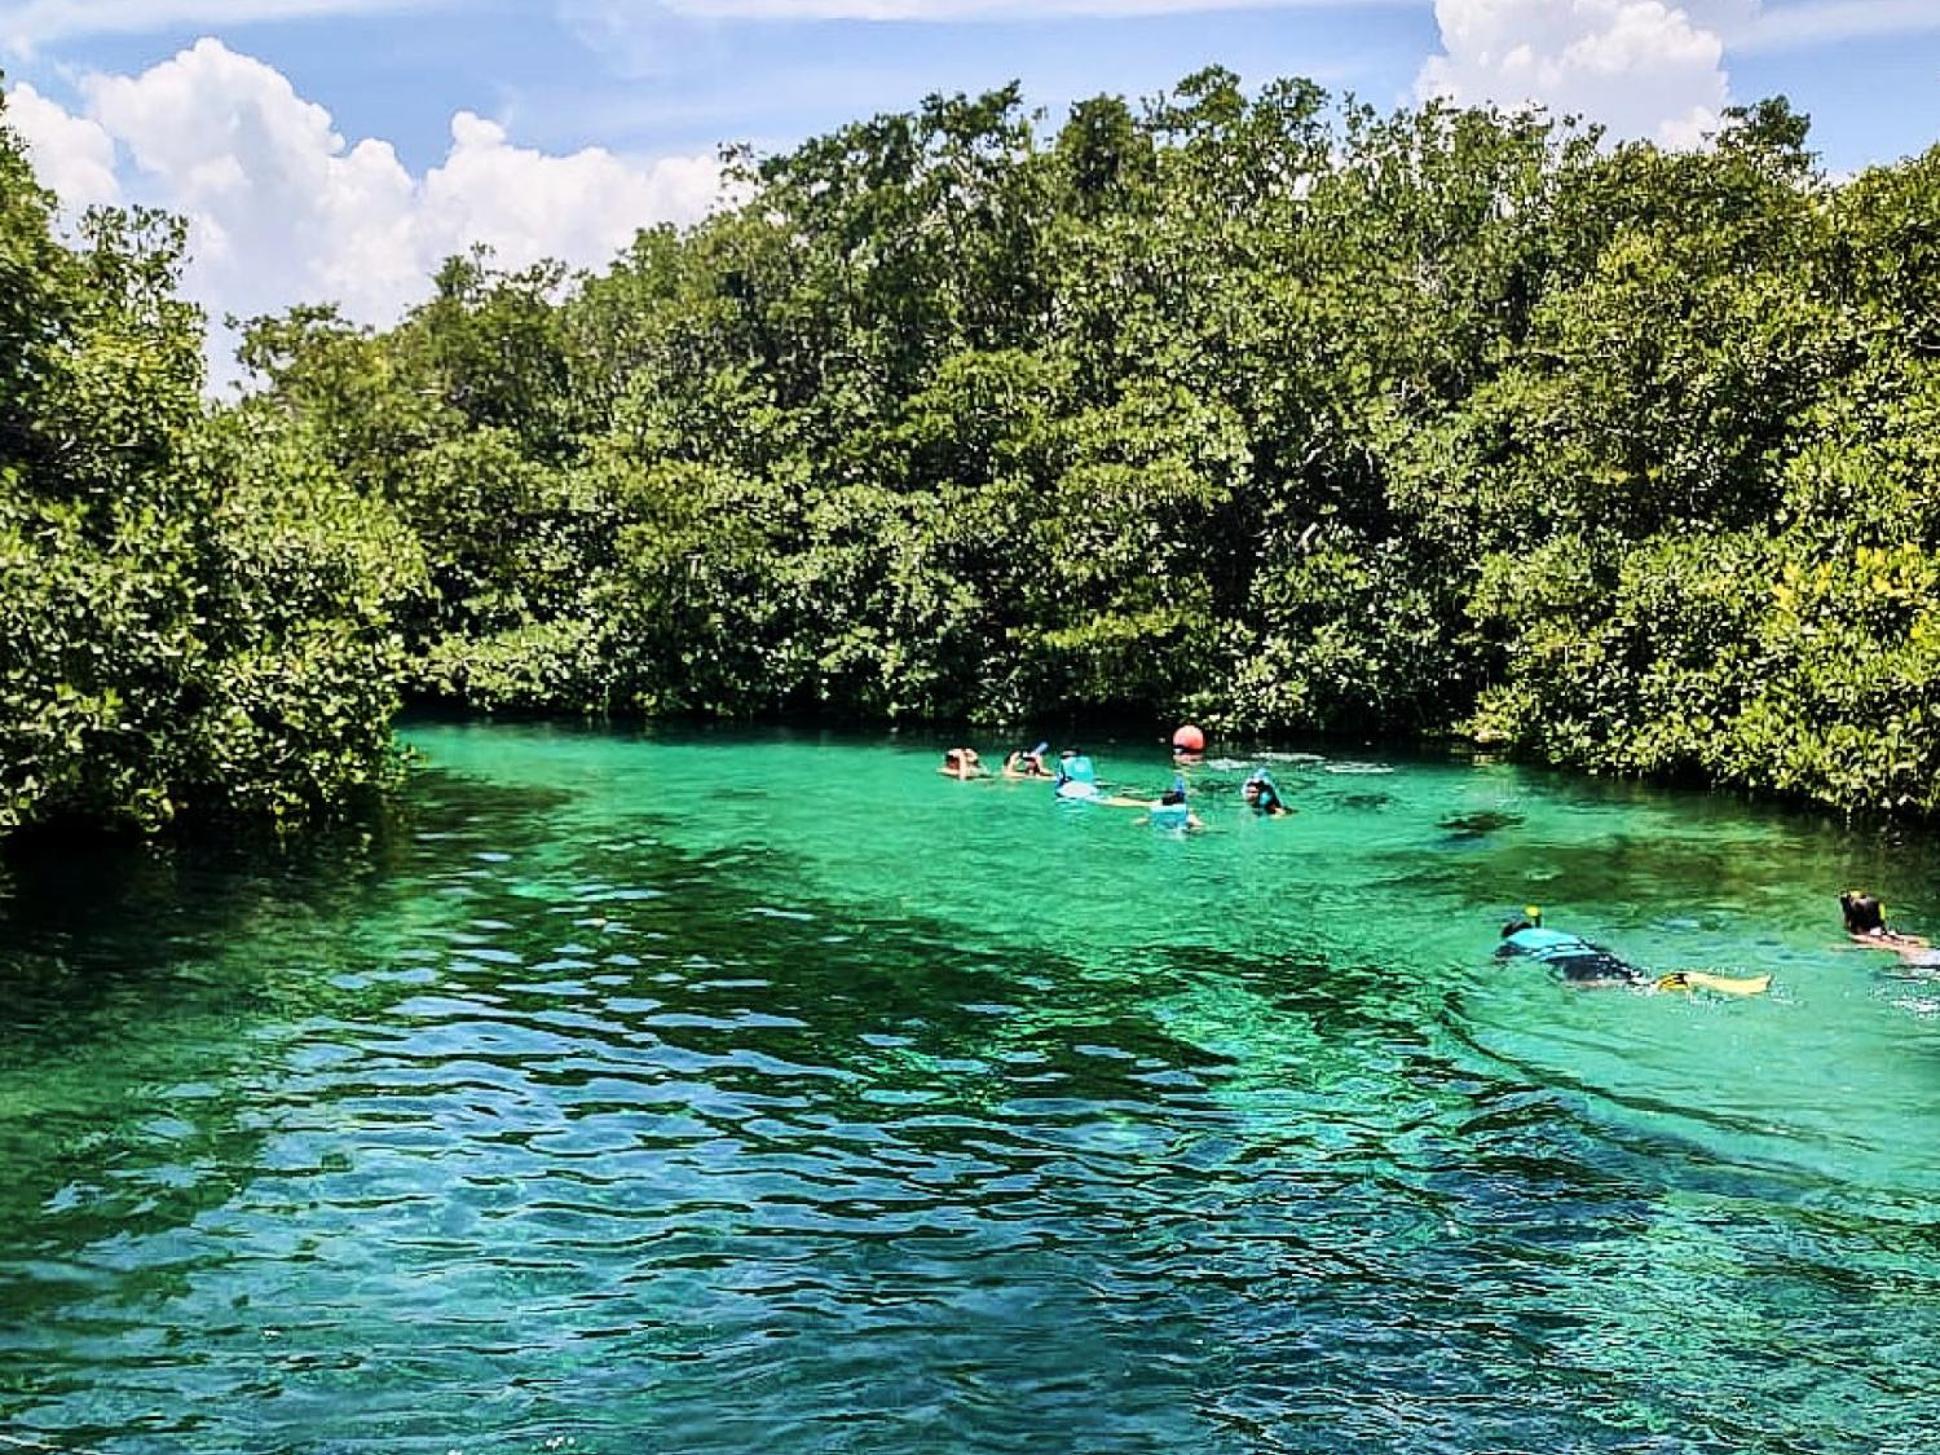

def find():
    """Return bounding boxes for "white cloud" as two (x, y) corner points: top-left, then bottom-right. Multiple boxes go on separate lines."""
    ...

(1417, 0), (1731, 147)
(3, 80), (119, 206)
(6, 40), (727, 380)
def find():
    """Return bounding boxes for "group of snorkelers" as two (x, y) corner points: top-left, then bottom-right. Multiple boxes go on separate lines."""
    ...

(1492, 889), (1935, 998)
(938, 726), (1291, 829)
(950, 735), (1927, 998)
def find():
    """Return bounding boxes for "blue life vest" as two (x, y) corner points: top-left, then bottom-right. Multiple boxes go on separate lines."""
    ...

(1502, 928), (1583, 958)
(1055, 755), (1100, 800)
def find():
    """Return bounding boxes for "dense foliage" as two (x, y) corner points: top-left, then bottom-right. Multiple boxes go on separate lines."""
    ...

(11, 72), (1940, 827)
(0, 98), (422, 836)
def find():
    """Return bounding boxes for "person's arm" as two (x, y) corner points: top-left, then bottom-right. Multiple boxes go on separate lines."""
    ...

(1847, 932), (1914, 950)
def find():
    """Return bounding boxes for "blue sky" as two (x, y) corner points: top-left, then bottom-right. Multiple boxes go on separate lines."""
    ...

(4, 1), (1940, 367)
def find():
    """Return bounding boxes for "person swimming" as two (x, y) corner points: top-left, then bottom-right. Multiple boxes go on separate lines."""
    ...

(1840, 890), (1939, 966)
(1497, 908), (1770, 996)
(1146, 776), (1203, 830)
(939, 747), (986, 780)
(1101, 774), (1203, 829)
(1004, 742), (1052, 779)
(1053, 750), (1104, 800)
(1498, 909), (1645, 987)
(1242, 770), (1291, 817)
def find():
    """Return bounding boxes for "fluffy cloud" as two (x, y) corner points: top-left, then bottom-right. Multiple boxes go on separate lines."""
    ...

(1417, 0), (1731, 148)
(4, 39), (725, 377)
(3, 80), (120, 205)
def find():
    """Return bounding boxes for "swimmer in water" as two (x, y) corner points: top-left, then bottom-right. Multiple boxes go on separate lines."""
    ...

(1497, 909), (1770, 996)
(1840, 890), (1939, 966)
(1242, 770), (1292, 817)
(1149, 783), (1204, 831)
(939, 747), (986, 780)
(1004, 742), (1052, 779)
(1053, 750), (1106, 800)
(1106, 775), (1204, 829)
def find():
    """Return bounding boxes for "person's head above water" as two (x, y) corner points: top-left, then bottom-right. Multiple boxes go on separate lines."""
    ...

(1500, 905), (1545, 937)
(1841, 890), (1887, 935)
(1007, 742), (1050, 773)
(1160, 775), (1188, 807)
(1243, 771), (1284, 812)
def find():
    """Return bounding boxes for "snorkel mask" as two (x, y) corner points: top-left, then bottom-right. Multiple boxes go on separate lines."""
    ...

(1244, 769), (1280, 810)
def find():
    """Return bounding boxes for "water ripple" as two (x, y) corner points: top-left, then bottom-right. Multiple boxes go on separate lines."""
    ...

(1, 738), (1938, 1453)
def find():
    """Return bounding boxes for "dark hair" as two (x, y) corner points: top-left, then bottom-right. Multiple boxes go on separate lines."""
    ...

(1501, 917), (1534, 938)
(1841, 891), (1885, 935)
(1161, 789), (1186, 806)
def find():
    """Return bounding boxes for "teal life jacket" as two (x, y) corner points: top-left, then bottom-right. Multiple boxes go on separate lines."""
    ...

(1500, 927), (1638, 984)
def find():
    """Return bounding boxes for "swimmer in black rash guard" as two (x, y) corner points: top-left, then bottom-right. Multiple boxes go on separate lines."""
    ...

(1840, 890), (1940, 967)
(1497, 910), (1771, 996)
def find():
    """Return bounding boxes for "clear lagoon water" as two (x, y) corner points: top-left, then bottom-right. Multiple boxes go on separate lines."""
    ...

(3, 722), (1939, 1453)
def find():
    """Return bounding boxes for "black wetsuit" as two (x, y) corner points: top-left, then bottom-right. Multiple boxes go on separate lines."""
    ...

(1498, 928), (1646, 986)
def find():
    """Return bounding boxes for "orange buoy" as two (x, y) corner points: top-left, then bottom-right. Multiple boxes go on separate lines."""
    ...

(1172, 724), (1206, 754)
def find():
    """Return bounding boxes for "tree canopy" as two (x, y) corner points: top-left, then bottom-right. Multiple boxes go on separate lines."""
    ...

(1, 90), (421, 836)
(10, 71), (1940, 830)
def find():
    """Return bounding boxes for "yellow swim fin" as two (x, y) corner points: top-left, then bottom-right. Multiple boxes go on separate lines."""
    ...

(1655, 971), (1772, 998)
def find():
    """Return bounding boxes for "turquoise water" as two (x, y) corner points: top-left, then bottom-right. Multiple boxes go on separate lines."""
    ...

(3, 723), (1939, 1453)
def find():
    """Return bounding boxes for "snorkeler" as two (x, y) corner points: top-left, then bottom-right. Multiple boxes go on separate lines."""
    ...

(939, 747), (987, 780)
(1004, 742), (1052, 779)
(1242, 769), (1292, 817)
(1104, 775), (1203, 829)
(1839, 890), (1938, 966)
(1148, 781), (1204, 831)
(1053, 750), (1106, 800)
(1497, 909), (1770, 997)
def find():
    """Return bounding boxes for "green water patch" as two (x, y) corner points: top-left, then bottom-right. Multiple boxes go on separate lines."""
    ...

(0, 723), (1937, 1452)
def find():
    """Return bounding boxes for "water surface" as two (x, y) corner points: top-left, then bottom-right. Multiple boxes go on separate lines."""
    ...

(2, 724), (1938, 1453)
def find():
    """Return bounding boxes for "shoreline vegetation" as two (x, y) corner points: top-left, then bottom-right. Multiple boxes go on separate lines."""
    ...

(8, 70), (1940, 839)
